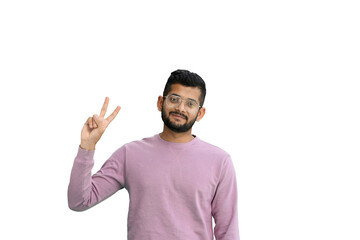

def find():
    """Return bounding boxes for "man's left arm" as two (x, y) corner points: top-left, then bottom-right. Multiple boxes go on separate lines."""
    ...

(211, 155), (240, 240)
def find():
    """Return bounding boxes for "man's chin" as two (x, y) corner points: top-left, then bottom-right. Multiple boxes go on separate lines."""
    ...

(169, 117), (185, 125)
(168, 122), (187, 130)
(165, 120), (189, 133)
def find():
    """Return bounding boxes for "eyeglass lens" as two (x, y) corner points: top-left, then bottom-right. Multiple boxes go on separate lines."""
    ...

(166, 95), (199, 112)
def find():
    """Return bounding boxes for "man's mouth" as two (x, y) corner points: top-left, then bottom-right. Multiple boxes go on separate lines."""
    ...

(171, 112), (186, 119)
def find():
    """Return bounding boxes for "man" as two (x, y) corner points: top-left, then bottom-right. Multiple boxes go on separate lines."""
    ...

(68, 69), (240, 240)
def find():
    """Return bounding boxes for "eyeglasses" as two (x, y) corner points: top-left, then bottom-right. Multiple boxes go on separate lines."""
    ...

(164, 94), (201, 113)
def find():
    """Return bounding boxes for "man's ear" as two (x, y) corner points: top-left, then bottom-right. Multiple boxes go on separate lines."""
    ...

(196, 107), (206, 122)
(157, 96), (163, 112)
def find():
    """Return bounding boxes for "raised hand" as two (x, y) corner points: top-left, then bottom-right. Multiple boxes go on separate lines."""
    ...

(80, 97), (121, 150)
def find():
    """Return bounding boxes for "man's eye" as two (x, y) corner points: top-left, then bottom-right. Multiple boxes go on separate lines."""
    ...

(186, 101), (195, 108)
(169, 96), (178, 102)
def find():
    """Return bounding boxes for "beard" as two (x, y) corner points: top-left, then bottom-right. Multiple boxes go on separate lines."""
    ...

(161, 105), (198, 133)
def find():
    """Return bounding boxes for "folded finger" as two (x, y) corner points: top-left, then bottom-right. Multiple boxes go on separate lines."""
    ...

(85, 117), (91, 125)
(92, 118), (98, 128)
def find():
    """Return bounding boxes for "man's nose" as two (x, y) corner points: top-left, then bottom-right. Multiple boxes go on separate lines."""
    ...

(176, 100), (187, 112)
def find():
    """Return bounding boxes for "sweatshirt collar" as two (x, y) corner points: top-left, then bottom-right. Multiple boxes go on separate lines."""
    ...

(155, 133), (199, 149)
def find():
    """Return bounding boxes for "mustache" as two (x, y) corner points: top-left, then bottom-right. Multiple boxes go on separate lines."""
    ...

(170, 111), (187, 120)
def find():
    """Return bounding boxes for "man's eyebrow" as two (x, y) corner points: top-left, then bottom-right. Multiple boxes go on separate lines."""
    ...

(170, 93), (198, 103)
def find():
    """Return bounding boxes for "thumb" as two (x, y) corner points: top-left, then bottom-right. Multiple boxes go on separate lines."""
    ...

(93, 114), (99, 124)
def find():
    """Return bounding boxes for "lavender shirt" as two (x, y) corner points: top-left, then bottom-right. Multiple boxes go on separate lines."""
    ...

(68, 134), (240, 240)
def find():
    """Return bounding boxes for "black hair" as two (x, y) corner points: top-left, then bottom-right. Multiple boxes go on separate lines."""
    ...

(163, 69), (206, 107)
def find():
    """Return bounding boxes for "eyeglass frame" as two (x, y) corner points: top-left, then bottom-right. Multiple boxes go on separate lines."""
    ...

(163, 94), (202, 112)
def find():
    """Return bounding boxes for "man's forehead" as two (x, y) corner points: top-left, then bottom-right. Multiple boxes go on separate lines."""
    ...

(168, 84), (201, 101)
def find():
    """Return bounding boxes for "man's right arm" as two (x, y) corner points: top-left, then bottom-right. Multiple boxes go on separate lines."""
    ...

(68, 96), (122, 211)
(67, 145), (126, 211)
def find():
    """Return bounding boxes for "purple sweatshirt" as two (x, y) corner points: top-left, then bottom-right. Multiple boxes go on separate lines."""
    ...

(68, 134), (240, 240)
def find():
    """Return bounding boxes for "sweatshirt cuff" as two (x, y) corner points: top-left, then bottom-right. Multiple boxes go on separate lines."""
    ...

(75, 145), (95, 162)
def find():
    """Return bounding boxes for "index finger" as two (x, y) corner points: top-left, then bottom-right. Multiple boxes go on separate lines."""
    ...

(106, 106), (121, 123)
(100, 96), (109, 117)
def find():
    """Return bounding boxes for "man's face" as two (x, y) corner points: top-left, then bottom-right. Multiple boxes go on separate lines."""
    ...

(158, 83), (205, 133)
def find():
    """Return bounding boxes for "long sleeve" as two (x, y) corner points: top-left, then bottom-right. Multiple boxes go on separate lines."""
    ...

(67, 145), (126, 211)
(211, 155), (240, 240)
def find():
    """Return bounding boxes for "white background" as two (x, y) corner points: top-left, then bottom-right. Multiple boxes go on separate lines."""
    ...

(0, 0), (359, 239)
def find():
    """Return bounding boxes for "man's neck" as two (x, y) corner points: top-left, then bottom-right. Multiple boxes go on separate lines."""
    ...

(160, 127), (194, 143)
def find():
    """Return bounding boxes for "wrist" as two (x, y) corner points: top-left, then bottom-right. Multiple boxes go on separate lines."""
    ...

(80, 142), (96, 151)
